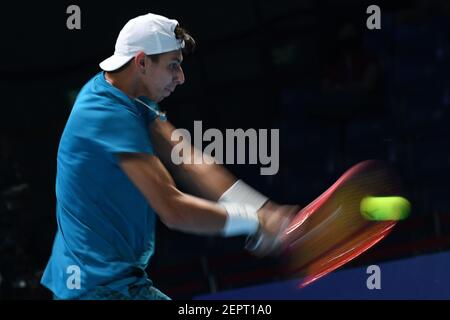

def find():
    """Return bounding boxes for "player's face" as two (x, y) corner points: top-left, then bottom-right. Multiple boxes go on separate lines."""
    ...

(142, 50), (185, 102)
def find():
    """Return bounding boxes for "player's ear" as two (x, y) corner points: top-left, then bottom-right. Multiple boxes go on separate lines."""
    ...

(135, 52), (147, 74)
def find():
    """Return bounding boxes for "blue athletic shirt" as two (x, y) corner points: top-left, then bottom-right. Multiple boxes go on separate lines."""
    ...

(41, 72), (162, 299)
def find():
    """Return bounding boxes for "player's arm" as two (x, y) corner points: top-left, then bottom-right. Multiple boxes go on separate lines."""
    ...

(118, 152), (259, 236)
(148, 118), (298, 255)
(149, 118), (237, 201)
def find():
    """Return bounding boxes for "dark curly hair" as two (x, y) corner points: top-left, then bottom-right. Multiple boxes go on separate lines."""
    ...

(174, 24), (196, 54)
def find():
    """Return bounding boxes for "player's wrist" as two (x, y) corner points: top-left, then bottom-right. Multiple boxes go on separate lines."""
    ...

(219, 180), (269, 211)
(220, 202), (260, 237)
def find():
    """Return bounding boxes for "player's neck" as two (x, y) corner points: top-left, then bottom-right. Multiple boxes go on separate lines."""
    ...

(104, 71), (139, 99)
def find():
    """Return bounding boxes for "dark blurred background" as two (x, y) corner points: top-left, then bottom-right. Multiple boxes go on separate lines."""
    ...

(1, 0), (449, 299)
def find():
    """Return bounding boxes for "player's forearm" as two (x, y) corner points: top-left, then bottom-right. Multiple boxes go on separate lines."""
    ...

(150, 119), (237, 200)
(161, 192), (229, 235)
(119, 152), (259, 237)
(176, 159), (237, 201)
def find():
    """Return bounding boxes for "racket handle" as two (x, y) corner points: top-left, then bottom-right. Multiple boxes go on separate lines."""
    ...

(245, 212), (292, 254)
(245, 233), (264, 252)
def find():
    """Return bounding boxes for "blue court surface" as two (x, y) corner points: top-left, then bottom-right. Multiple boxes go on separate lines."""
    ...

(195, 250), (450, 300)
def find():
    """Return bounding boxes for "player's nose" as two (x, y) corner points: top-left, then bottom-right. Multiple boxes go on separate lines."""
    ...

(174, 66), (185, 85)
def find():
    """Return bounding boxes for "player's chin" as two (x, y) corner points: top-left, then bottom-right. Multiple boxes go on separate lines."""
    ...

(159, 89), (172, 101)
(157, 93), (169, 102)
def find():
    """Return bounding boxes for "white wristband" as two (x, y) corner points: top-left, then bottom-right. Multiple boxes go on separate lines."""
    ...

(219, 180), (269, 211)
(220, 202), (260, 237)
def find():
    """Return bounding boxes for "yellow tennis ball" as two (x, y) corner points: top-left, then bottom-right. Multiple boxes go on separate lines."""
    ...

(360, 196), (411, 221)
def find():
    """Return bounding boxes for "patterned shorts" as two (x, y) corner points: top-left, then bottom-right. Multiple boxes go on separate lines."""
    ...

(54, 283), (171, 300)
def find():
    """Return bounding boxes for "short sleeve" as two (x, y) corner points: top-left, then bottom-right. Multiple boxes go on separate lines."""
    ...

(83, 104), (154, 155)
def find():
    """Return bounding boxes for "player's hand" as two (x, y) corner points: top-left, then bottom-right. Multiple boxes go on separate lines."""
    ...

(246, 201), (299, 257)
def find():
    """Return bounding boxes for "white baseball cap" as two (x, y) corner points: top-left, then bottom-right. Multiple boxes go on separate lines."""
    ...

(99, 13), (185, 71)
